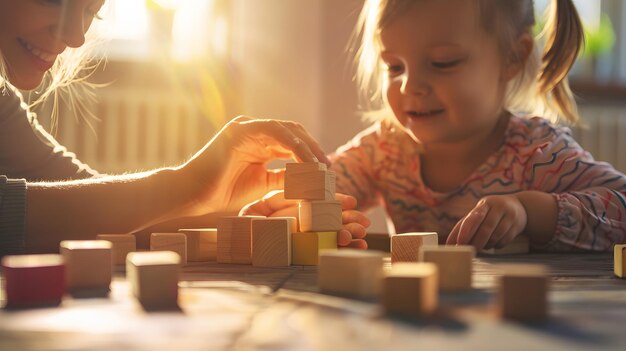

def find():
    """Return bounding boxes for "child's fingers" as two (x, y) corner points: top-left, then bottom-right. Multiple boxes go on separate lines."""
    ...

(339, 239), (368, 250)
(445, 220), (463, 245)
(335, 193), (358, 211)
(470, 211), (504, 250)
(456, 204), (489, 245)
(239, 199), (269, 216)
(342, 210), (371, 227)
(337, 229), (353, 246)
(342, 222), (367, 239)
(484, 216), (513, 250)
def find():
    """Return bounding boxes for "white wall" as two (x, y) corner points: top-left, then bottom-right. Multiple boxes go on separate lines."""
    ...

(230, 0), (366, 152)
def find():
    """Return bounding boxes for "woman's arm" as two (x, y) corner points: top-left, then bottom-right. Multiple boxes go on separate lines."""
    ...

(20, 117), (329, 253)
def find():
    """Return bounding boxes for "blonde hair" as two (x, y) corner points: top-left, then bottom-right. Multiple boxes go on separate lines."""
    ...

(353, 0), (585, 125)
(0, 7), (104, 134)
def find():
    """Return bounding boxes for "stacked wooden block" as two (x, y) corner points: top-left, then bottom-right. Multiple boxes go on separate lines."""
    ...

(285, 162), (340, 265)
(251, 217), (296, 267)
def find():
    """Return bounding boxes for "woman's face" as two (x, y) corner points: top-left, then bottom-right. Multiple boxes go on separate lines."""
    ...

(0, 0), (103, 90)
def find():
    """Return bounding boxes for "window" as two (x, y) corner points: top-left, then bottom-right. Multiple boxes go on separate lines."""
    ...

(92, 0), (228, 62)
(536, 0), (625, 85)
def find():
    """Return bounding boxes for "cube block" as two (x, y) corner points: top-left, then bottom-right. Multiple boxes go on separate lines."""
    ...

(284, 162), (335, 200)
(251, 217), (295, 267)
(150, 233), (187, 265)
(299, 200), (342, 232)
(383, 263), (439, 317)
(2, 254), (65, 308)
(614, 244), (626, 278)
(178, 229), (218, 262)
(319, 249), (384, 298)
(292, 231), (337, 265)
(60, 240), (112, 291)
(217, 216), (263, 264)
(391, 232), (438, 263)
(96, 234), (136, 265)
(420, 246), (475, 291)
(126, 251), (180, 309)
(497, 264), (548, 321)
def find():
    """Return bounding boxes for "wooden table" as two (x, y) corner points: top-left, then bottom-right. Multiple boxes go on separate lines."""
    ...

(1, 236), (625, 351)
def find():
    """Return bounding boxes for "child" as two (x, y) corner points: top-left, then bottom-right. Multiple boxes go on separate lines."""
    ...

(331, 0), (626, 252)
(0, 0), (369, 254)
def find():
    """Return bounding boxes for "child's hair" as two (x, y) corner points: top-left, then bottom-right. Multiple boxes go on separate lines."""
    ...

(352, 0), (585, 125)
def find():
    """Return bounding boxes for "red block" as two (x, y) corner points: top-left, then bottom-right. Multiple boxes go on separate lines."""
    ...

(2, 254), (65, 308)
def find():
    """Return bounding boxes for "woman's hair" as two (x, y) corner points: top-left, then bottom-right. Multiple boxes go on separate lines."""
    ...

(352, 0), (585, 125)
(0, 7), (104, 133)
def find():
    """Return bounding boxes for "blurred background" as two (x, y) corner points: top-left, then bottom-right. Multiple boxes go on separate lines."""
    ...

(27, 0), (626, 233)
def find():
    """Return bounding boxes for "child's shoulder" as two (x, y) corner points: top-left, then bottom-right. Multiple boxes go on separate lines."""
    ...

(508, 115), (575, 147)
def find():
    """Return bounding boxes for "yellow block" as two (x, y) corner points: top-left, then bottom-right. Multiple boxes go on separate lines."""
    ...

(614, 244), (626, 278)
(292, 232), (337, 265)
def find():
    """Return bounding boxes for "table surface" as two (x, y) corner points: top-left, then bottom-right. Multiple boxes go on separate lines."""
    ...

(1, 234), (626, 351)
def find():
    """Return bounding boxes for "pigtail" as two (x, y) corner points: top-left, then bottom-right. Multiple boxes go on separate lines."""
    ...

(538, 0), (584, 124)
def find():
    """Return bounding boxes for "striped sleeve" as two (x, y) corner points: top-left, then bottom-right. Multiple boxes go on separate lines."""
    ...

(0, 175), (27, 256)
(524, 121), (626, 251)
(330, 123), (384, 211)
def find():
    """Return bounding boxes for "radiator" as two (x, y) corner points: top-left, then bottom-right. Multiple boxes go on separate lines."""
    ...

(573, 105), (626, 173)
(56, 93), (626, 175)
(57, 89), (215, 174)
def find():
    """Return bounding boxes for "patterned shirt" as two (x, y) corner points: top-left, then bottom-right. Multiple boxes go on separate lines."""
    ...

(331, 115), (626, 252)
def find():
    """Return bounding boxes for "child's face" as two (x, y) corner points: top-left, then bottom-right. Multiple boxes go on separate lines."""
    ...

(0, 0), (103, 90)
(379, 0), (509, 146)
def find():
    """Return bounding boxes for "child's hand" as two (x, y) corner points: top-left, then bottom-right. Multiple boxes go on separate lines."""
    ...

(445, 195), (527, 250)
(240, 190), (371, 249)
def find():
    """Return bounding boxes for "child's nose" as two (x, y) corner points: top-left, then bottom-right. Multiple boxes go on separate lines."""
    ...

(53, 6), (88, 48)
(400, 74), (431, 96)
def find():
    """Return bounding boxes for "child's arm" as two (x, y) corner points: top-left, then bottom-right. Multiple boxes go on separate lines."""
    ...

(448, 121), (626, 252)
(330, 122), (392, 212)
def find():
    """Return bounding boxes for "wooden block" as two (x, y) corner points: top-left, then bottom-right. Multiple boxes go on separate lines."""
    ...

(481, 235), (529, 255)
(383, 263), (438, 317)
(419, 246), (475, 291)
(60, 240), (112, 292)
(251, 217), (295, 267)
(1, 254), (65, 308)
(299, 200), (342, 232)
(614, 244), (626, 278)
(126, 251), (180, 309)
(391, 232), (438, 263)
(366, 233), (391, 253)
(150, 233), (187, 265)
(497, 264), (549, 321)
(96, 234), (136, 265)
(291, 231), (337, 265)
(178, 229), (218, 262)
(217, 216), (263, 264)
(318, 249), (384, 298)
(284, 162), (335, 200)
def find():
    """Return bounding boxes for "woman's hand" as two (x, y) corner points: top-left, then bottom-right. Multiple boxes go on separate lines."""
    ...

(180, 116), (330, 215)
(446, 195), (527, 250)
(240, 191), (371, 249)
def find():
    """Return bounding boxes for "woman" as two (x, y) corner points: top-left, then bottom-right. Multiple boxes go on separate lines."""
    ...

(0, 0), (368, 254)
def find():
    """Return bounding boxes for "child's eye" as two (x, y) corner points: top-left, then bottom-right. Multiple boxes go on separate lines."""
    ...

(432, 59), (464, 69)
(384, 64), (404, 76)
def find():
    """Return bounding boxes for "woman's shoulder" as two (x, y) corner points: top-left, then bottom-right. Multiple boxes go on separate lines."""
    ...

(0, 83), (29, 118)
